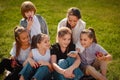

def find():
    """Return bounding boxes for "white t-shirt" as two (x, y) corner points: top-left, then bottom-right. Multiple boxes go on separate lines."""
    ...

(30, 15), (41, 38)
(32, 48), (50, 62)
(10, 44), (30, 64)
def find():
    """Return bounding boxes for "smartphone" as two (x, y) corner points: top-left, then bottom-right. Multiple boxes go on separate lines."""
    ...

(68, 51), (77, 54)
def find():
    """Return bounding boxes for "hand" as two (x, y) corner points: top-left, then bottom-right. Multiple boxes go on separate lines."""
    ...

(63, 68), (75, 79)
(29, 60), (39, 68)
(27, 17), (33, 30)
(96, 52), (105, 61)
(67, 51), (78, 58)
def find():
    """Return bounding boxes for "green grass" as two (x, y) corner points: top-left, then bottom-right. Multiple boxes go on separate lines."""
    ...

(0, 0), (120, 79)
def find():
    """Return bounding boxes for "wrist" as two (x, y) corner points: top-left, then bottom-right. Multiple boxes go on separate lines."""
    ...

(60, 69), (65, 74)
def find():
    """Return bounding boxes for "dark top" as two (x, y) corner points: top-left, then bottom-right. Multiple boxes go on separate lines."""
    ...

(50, 43), (75, 62)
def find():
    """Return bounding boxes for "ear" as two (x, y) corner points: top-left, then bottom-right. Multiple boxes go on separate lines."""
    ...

(37, 43), (39, 48)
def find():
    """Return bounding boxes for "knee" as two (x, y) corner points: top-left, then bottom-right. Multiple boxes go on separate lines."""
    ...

(58, 59), (68, 69)
(40, 66), (49, 71)
(86, 65), (96, 74)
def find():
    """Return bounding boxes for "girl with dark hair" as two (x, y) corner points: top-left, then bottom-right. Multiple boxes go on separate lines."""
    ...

(57, 7), (85, 54)
(79, 27), (112, 80)
(0, 26), (30, 80)
(19, 33), (53, 80)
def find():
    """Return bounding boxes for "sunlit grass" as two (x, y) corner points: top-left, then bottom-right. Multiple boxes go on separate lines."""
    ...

(0, 0), (120, 79)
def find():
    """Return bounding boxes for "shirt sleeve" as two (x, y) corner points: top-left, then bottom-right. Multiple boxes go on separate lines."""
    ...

(10, 44), (16, 56)
(96, 44), (108, 55)
(50, 44), (58, 55)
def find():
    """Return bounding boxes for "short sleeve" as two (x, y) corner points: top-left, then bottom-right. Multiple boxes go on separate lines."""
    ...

(10, 44), (16, 56)
(96, 44), (108, 55)
(50, 44), (59, 55)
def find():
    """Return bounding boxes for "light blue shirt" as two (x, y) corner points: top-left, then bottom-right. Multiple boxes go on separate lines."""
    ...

(32, 48), (50, 62)
(10, 44), (30, 64)
(80, 43), (108, 65)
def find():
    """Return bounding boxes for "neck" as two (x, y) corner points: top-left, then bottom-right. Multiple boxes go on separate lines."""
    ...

(21, 43), (30, 50)
(60, 45), (67, 53)
(38, 48), (47, 55)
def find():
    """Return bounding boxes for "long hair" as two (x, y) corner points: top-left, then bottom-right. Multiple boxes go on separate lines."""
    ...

(14, 26), (27, 57)
(66, 7), (81, 29)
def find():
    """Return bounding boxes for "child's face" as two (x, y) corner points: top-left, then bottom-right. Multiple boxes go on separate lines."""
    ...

(19, 31), (30, 46)
(58, 34), (71, 48)
(37, 36), (50, 50)
(25, 10), (34, 18)
(68, 15), (79, 28)
(80, 33), (93, 48)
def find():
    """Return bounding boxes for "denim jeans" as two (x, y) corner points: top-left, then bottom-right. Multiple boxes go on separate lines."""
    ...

(53, 57), (83, 80)
(19, 62), (51, 80)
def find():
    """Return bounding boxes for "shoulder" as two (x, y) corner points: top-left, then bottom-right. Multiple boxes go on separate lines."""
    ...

(58, 18), (67, 24)
(20, 18), (26, 22)
(78, 19), (86, 26)
(35, 14), (45, 21)
(51, 43), (59, 50)
(68, 43), (76, 50)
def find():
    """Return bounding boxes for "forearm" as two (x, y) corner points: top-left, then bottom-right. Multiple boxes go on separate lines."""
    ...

(69, 55), (80, 71)
(47, 62), (53, 71)
(52, 63), (65, 74)
(22, 58), (29, 66)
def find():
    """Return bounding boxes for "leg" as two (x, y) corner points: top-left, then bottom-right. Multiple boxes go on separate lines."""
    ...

(33, 66), (51, 80)
(19, 63), (36, 80)
(53, 59), (68, 80)
(100, 61), (107, 76)
(92, 59), (108, 77)
(0, 58), (13, 74)
(4, 66), (22, 80)
(66, 57), (83, 80)
(86, 65), (107, 80)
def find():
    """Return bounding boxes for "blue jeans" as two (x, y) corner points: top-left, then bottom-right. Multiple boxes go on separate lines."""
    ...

(53, 57), (83, 80)
(19, 62), (51, 80)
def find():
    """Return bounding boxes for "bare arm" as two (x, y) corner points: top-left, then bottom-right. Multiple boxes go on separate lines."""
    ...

(23, 51), (39, 68)
(51, 55), (65, 74)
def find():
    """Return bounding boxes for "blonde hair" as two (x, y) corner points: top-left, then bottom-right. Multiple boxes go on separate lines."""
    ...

(21, 1), (36, 19)
(56, 27), (72, 42)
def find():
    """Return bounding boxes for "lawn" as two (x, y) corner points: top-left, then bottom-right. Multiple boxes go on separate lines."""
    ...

(0, 0), (120, 79)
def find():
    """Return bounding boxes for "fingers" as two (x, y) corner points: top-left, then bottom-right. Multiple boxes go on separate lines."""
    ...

(32, 62), (39, 68)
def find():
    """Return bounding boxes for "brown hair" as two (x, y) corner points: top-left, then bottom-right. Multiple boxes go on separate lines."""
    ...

(80, 27), (97, 43)
(14, 26), (27, 57)
(66, 7), (81, 29)
(21, 1), (36, 19)
(31, 33), (48, 49)
(67, 7), (81, 19)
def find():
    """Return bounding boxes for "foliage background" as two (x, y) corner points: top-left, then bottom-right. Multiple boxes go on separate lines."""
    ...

(0, 0), (120, 79)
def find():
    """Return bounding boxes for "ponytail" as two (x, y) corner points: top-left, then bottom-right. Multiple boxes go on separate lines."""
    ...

(88, 27), (97, 43)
